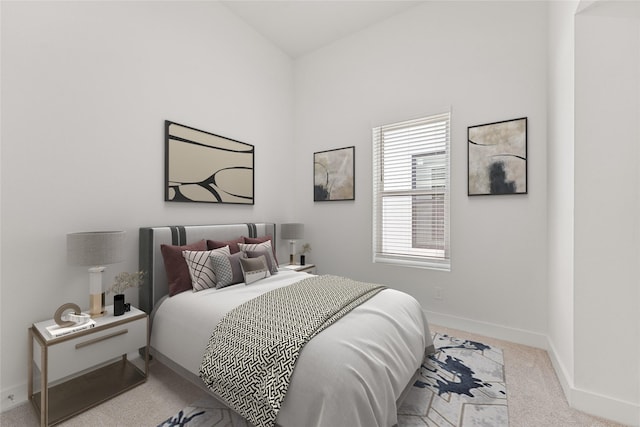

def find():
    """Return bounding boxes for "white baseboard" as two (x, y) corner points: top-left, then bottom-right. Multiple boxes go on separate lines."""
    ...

(546, 337), (574, 401)
(0, 383), (27, 413)
(546, 337), (639, 427)
(424, 309), (548, 349)
(572, 387), (639, 427)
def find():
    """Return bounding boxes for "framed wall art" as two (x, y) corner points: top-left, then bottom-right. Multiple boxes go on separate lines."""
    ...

(468, 117), (527, 196)
(313, 146), (355, 201)
(165, 121), (254, 204)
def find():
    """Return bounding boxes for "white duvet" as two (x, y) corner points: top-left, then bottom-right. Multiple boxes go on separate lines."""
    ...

(150, 270), (432, 427)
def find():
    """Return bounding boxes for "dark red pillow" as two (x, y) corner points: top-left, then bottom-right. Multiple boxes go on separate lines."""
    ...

(160, 239), (206, 296)
(243, 235), (278, 264)
(207, 237), (244, 254)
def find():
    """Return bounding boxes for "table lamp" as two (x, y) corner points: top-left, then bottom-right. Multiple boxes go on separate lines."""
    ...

(67, 230), (126, 317)
(281, 223), (304, 265)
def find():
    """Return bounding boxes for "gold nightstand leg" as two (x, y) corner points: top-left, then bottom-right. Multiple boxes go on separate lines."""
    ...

(41, 342), (48, 427)
(141, 317), (149, 377)
(28, 327), (48, 427)
(28, 329), (34, 418)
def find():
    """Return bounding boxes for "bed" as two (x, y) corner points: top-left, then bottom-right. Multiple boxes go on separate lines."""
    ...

(139, 222), (434, 427)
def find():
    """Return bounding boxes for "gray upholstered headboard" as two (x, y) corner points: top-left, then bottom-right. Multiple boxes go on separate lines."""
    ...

(138, 223), (276, 314)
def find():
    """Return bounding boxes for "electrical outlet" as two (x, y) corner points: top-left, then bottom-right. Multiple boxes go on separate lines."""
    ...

(1, 385), (27, 412)
(435, 287), (443, 300)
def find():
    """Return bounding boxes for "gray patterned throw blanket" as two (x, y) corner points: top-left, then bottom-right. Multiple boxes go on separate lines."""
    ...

(199, 275), (386, 427)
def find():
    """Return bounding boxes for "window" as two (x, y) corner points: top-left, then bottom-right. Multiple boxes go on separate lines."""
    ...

(372, 112), (450, 270)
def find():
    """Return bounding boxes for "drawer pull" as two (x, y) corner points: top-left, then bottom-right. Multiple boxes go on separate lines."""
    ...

(75, 329), (128, 349)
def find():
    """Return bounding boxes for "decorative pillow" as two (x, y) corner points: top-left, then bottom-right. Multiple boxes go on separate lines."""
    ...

(207, 237), (244, 254)
(210, 251), (246, 289)
(245, 250), (278, 275)
(182, 246), (231, 292)
(160, 240), (206, 296)
(239, 241), (278, 271)
(240, 255), (271, 285)
(243, 235), (278, 264)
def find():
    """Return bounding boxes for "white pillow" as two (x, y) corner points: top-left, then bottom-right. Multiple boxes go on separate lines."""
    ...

(182, 246), (230, 291)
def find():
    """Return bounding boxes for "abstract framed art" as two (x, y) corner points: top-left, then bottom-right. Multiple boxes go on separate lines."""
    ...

(313, 146), (355, 201)
(165, 121), (254, 204)
(468, 117), (527, 196)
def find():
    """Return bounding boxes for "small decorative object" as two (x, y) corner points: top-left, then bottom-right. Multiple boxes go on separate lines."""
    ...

(468, 117), (527, 196)
(165, 121), (255, 204)
(47, 304), (96, 337)
(300, 243), (311, 266)
(53, 302), (89, 327)
(314, 146), (355, 201)
(67, 231), (126, 318)
(281, 223), (304, 264)
(106, 271), (144, 316)
(114, 294), (125, 316)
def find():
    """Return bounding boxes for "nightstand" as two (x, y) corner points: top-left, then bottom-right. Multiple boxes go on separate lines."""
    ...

(281, 263), (317, 274)
(28, 305), (149, 426)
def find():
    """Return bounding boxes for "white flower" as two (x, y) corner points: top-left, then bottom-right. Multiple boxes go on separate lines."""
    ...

(107, 271), (145, 295)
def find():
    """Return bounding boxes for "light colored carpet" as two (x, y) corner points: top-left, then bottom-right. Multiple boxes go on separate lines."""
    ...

(1, 325), (624, 427)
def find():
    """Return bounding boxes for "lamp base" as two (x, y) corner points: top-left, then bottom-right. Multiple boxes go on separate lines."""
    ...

(89, 292), (106, 318)
(289, 240), (296, 265)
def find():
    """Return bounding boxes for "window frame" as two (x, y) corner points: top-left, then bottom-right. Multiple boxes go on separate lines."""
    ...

(372, 112), (451, 271)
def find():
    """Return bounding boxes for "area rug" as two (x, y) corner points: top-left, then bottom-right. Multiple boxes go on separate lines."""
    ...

(398, 333), (508, 426)
(157, 333), (508, 427)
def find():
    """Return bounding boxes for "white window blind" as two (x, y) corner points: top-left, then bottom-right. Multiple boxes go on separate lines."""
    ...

(372, 112), (451, 270)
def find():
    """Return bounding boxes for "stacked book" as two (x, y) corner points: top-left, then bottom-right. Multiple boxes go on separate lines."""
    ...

(46, 319), (96, 338)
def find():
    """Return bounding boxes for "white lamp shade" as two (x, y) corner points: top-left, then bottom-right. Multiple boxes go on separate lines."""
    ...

(281, 223), (304, 240)
(67, 231), (126, 266)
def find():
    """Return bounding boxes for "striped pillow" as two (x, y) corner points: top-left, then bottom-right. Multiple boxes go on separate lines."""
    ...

(182, 246), (230, 292)
(238, 241), (278, 272)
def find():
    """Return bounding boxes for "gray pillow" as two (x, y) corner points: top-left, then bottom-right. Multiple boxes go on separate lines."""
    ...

(245, 250), (278, 275)
(210, 251), (246, 289)
(238, 241), (278, 273)
(240, 255), (271, 285)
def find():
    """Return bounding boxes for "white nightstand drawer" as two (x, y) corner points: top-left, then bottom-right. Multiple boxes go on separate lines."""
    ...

(44, 317), (146, 382)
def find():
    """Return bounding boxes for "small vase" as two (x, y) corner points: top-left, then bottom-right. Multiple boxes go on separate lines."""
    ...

(300, 255), (306, 266)
(114, 294), (125, 316)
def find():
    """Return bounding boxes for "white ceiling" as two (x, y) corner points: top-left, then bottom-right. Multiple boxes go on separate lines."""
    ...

(222, 1), (425, 58)
(577, 0), (640, 19)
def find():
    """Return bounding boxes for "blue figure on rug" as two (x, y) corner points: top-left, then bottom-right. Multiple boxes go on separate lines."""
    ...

(415, 335), (501, 398)
(157, 409), (206, 427)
